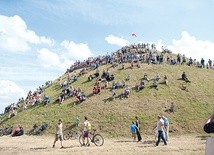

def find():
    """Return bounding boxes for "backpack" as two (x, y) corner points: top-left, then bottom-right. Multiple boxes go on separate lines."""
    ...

(86, 122), (91, 131)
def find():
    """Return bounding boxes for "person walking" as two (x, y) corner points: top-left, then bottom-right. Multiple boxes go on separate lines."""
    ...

(154, 115), (167, 146)
(135, 116), (142, 142)
(53, 119), (64, 148)
(162, 115), (169, 141)
(130, 122), (137, 142)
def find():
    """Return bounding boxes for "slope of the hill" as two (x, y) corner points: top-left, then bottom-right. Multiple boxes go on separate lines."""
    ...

(1, 59), (214, 137)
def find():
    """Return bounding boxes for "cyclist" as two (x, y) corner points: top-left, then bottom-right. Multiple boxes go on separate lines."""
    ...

(82, 116), (91, 146)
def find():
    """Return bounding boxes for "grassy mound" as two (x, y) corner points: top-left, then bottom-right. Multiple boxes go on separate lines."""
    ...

(1, 54), (214, 137)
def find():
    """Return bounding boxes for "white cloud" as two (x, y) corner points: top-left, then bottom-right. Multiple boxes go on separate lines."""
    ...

(37, 48), (75, 70)
(156, 39), (164, 52)
(0, 80), (26, 111)
(60, 40), (92, 60)
(168, 31), (214, 61)
(37, 48), (60, 68)
(105, 35), (129, 47)
(0, 15), (54, 52)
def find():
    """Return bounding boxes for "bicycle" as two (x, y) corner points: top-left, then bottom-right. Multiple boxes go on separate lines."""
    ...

(0, 126), (13, 137)
(63, 130), (80, 140)
(27, 123), (48, 136)
(79, 129), (104, 147)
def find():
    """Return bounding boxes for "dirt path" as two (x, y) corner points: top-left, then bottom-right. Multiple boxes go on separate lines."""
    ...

(0, 135), (205, 155)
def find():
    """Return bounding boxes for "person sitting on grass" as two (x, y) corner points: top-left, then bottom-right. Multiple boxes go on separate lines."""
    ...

(181, 72), (191, 82)
(137, 60), (141, 68)
(136, 80), (145, 92)
(156, 73), (160, 81)
(79, 92), (87, 102)
(125, 86), (131, 98)
(130, 61), (134, 69)
(126, 74), (131, 81)
(106, 74), (115, 81)
(164, 75), (168, 85)
(72, 75), (78, 82)
(94, 68), (100, 77)
(76, 92), (81, 103)
(93, 86), (97, 95)
(121, 63), (125, 70)
(11, 124), (24, 137)
(43, 94), (50, 105)
(112, 81), (119, 90)
(104, 80), (108, 89)
(120, 90), (126, 99)
(96, 85), (101, 94)
(180, 83), (189, 92)
(130, 122), (137, 142)
(112, 89), (117, 100)
(122, 80), (126, 88)
(151, 80), (158, 90)
(143, 73), (150, 81)
(120, 86), (131, 99)
(110, 74), (115, 81)
(58, 92), (65, 104)
(88, 74), (93, 81)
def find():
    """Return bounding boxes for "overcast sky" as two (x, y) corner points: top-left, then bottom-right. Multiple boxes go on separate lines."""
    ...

(0, 0), (214, 112)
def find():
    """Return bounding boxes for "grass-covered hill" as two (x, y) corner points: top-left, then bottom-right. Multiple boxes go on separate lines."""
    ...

(1, 53), (214, 137)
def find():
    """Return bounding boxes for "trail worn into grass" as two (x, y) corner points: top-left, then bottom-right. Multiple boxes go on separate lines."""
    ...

(0, 135), (205, 155)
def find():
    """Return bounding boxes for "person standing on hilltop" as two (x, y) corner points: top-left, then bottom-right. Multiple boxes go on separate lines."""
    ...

(154, 115), (167, 146)
(53, 119), (64, 148)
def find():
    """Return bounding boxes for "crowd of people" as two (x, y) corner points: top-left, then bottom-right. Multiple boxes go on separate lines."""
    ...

(1, 42), (213, 130)
(3, 81), (52, 118)
(6, 42), (210, 107)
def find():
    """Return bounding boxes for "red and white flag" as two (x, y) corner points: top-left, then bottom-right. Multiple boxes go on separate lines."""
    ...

(131, 33), (137, 37)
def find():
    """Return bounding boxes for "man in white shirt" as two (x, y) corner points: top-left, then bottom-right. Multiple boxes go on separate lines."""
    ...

(155, 115), (167, 146)
(82, 116), (90, 146)
(53, 119), (64, 148)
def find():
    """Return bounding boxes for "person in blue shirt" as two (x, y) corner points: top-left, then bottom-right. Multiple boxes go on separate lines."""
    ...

(162, 115), (169, 141)
(130, 122), (137, 142)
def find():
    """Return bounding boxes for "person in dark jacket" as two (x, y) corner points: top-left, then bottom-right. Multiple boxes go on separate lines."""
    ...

(135, 116), (142, 142)
(204, 112), (214, 133)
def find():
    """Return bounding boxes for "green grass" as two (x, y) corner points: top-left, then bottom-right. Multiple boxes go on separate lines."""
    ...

(1, 60), (214, 138)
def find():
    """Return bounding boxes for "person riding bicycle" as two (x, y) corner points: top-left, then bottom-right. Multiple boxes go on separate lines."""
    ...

(82, 116), (91, 146)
